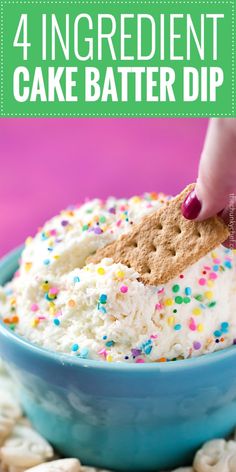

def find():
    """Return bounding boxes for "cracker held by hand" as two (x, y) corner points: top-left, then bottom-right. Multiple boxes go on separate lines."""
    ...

(88, 184), (229, 285)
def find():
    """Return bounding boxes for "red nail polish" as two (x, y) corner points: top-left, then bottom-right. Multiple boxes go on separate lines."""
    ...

(181, 190), (202, 220)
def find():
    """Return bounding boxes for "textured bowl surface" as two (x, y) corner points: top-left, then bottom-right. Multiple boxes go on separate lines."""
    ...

(1, 247), (236, 471)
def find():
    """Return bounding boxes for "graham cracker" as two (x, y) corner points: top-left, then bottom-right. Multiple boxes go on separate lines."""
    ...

(88, 184), (229, 285)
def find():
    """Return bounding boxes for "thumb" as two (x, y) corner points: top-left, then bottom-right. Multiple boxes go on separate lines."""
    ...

(182, 118), (236, 221)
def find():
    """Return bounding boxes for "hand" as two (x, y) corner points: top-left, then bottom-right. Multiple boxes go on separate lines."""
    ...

(182, 118), (236, 248)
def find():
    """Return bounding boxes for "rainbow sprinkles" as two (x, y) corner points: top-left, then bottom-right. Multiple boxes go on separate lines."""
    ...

(0, 192), (235, 363)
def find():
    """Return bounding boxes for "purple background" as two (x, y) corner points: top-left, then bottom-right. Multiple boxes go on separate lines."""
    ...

(0, 118), (208, 257)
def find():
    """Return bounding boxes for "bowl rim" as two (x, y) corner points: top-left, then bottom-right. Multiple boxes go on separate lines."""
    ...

(0, 245), (236, 373)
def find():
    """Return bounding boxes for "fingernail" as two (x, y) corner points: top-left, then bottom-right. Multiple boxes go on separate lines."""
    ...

(181, 190), (202, 220)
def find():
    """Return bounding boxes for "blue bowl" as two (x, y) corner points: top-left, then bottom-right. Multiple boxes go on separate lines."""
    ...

(1, 247), (236, 471)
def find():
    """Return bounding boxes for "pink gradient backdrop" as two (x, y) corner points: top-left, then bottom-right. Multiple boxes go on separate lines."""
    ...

(0, 118), (208, 257)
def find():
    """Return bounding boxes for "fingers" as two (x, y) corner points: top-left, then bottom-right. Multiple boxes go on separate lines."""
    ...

(182, 118), (236, 221)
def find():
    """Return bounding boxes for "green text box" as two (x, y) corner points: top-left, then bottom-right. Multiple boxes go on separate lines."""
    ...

(0, 0), (235, 117)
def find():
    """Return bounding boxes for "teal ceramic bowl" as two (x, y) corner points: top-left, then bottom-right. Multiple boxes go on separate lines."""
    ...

(1, 247), (236, 471)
